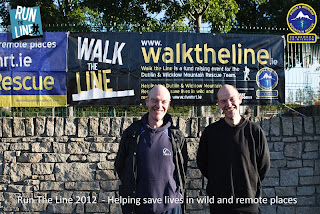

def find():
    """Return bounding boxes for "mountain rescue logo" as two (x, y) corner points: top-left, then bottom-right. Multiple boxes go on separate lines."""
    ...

(256, 67), (278, 98)
(287, 3), (317, 43)
(163, 148), (172, 156)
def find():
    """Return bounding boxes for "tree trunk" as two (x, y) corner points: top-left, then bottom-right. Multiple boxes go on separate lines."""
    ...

(196, 14), (202, 33)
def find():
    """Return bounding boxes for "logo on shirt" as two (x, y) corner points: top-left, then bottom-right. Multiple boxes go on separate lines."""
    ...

(163, 148), (172, 156)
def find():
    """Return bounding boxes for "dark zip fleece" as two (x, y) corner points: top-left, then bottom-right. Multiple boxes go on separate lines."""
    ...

(135, 114), (182, 213)
(197, 117), (270, 212)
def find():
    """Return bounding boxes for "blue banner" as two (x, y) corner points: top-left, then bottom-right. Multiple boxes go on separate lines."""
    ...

(0, 32), (67, 107)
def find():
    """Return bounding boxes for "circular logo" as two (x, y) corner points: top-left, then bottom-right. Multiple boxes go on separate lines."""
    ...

(287, 3), (317, 34)
(256, 67), (278, 90)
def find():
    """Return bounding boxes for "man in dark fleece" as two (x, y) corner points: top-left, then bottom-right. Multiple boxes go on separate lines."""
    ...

(115, 85), (187, 214)
(197, 84), (270, 214)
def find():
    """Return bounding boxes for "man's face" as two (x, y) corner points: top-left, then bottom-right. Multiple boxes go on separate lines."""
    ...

(217, 86), (242, 120)
(146, 87), (171, 122)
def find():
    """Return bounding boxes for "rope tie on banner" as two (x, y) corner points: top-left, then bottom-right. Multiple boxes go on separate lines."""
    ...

(282, 103), (306, 117)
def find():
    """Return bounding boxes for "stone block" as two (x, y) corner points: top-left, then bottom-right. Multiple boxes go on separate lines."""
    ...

(99, 117), (110, 136)
(273, 142), (284, 152)
(110, 117), (122, 137)
(190, 118), (198, 137)
(66, 142), (90, 154)
(187, 139), (199, 161)
(280, 169), (298, 186)
(43, 154), (69, 162)
(282, 137), (297, 142)
(199, 117), (209, 133)
(65, 181), (100, 190)
(97, 161), (114, 170)
(315, 116), (320, 134)
(267, 168), (279, 177)
(47, 203), (74, 213)
(39, 182), (64, 191)
(296, 207), (320, 214)
(178, 117), (188, 137)
(270, 152), (284, 160)
(65, 118), (77, 136)
(271, 160), (286, 168)
(18, 153), (42, 163)
(86, 203), (109, 213)
(189, 179), (202, 189)
(275, 187), (296, 196)
(187, 168), (202, 179)
(297, 186), (315, 196)
(100, 180), (120, 191)
(277, 206), (295, 214)
(303, 160), (314, 167)
(282, 117), (293, 136)
(110, 203), (122, 214)
(261, 119), (270, 136)
(3, 117), (13, 137)
(262, 188), (275, 197)
(96, 170), (117, 180)
(46, 117), (54, 137)
(89, 117), (99, 136)
(302, 151), (318, 159)
(32, 163), (54, 175)
(287, 160), (302, 168)
(270, 117), (280, 136)
(10, 143), (30, 151)
(4, 151), (17, 162)
(55, 163), (96, 181)
(298, 167), (314, 176)
(259, 205), (277, 214)
(21, 201), (48, 212)
(304, 117), (314, 134)
(315, 160), (320, 175)
(122, 117), (133, 133)
(78, 117), (89, 137)
(284, 143), (302, 158)
(54, 117), (64, 136)
(53, 142), (66, 153)
(106, 143), (119, 153)
(304, 142), (318, 152)
(87, 153), (107, 162)
(299, 176), (320, 185)
(35, 117), (46, 136)
(296, 196), (316, 206)
(9, 163), (32, 182)
(31, 142), (52, 153)
(293, 117), (303, 135)
(13, 118), (25, 137)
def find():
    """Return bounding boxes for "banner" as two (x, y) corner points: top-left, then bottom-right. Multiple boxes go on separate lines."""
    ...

(0, 32), (67, 107)
(9, 6), (43, 40)
(68, 32), (284, 106)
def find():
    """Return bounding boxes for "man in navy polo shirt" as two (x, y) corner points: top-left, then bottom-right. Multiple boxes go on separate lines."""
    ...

(115, 85), (187, 214)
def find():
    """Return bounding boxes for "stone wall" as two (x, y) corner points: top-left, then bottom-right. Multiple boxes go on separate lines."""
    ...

(0, 116), (319, 213)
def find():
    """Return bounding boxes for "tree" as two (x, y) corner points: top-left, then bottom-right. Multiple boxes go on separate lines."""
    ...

(236, 0), (320, 32)
(82, 0), (240, 32)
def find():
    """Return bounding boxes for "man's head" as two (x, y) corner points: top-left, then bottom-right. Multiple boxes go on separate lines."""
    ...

(217, 84), (242, 123)
(145, 85), (171, 126)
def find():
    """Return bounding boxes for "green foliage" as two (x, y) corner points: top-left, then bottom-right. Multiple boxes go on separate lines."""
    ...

(236, 0), (320, 32)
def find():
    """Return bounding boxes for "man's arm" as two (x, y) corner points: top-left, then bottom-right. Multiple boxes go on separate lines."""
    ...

(257, 127), (270, 181)
(115, 129), (129, 181)
(197, 128), (209, 178)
